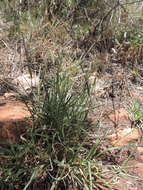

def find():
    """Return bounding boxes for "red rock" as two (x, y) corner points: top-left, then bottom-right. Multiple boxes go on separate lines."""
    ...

(108, 128), (140, 146)
(131, 91), (143, 102)
(112, 177), (138, 190)
(0, 96), (5, 103)
(108, 108), (131, 126)
(96, 184), (109, 190)
(111, 160), (143, 190)
(128, 160), (143, 178)
(4, 92), (17, 99)
(0, 102), (30, 121)
(0, 119), (30, 144)
(0, 100), (31, 144)
(136, 147), (143, 163)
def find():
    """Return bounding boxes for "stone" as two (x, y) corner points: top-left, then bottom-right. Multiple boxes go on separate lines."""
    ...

(108, 108), (131, 126)
(128, 160), (143, 178)
(112, 177), (138, 190)
(0, 101), (30, 121)
(108, 128), (140, 146)
(131, 91), (143, 102)
(13, 73), (39, 95)
(4, 92), (17, 99)
(0, 119), (30, 144)
(136, 146), (143, 163)
(0, 99), (31, 144)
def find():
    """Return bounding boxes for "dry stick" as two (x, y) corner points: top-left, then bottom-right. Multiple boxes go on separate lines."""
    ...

(20, 34), (37, 123)
(21, 34), (33, 78)
(76, 3), (122, 96)
(91, 1), (121, 36)
(110, 79), (119, 138)
(110, 74), (126, 137)
(93, 0), (142, 35)
(78, 41), (97, 96)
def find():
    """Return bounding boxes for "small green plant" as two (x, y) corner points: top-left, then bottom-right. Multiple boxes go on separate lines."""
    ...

(126, 29), (143, 46)
(131, 101), (143, 121)
(131, 101), (143, 133)
(0, 71), (113, 189)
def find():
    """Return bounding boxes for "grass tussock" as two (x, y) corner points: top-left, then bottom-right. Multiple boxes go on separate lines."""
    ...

(0, 71), (113, 190)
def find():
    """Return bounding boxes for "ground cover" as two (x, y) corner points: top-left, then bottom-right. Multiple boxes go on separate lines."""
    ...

(0, 0), (143, 189)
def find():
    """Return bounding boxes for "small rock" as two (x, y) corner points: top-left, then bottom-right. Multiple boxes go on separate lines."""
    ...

(108, 128), (140, 146)
(4, 92), (17, 99)
(131, 91), (143, 102)
(112, 176), (138, 190)
(13, 73), (39, 95)
(128, 160), (143, 178)
(136, 146), (143, 163)
(0, 100), (31, 144)
(108, 108), (131, 126)
(0, 119), (31, 144)
(0, 102), (30, 121)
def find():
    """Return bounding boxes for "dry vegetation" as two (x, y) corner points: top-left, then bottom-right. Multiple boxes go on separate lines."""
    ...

(0, 0), (143, 189)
